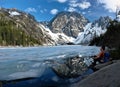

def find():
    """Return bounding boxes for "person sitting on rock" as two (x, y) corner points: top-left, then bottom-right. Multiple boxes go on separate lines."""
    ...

(92, 45), (105, 66)
(103, 47), (110, 63)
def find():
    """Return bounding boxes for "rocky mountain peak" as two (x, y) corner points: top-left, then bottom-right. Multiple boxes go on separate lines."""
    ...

(92, 16), (111, 29)
(0, 8), (114, 46)
(74, 16), (112, 45)
(0, 8), (36, 22)
(48, 11), (89, 38)
(116, 10), (120, 22)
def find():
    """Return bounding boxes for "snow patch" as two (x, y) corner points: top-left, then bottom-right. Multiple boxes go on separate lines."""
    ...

(38, 24), (75, 45)
(9, 11), (20, 16)
(74, 23), (107, 44)
(32, 63), (41, 68)
(57, 54), (66, 58)
(117, 15), (120, 22)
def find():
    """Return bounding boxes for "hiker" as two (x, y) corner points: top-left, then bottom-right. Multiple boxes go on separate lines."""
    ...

(92, 45), (105, 65)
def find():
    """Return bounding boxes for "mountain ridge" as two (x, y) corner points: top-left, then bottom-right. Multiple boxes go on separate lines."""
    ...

(74, 16), (112, 45)
(48, 11), (89, 38)
(0, 8), (75, 46)
(0, 7), (115, 46)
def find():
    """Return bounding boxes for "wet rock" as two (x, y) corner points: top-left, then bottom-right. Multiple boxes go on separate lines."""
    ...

(95, 61), (113, 69)
(52, 56), (88, 78)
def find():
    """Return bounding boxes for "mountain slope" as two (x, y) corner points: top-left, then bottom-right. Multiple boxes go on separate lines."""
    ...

(116, 9), (120, 22)
(90, 20), (120, 48)
(0, 8), (74, 46)
(0, 8), (43, 46)
(90, 10), (120, 48)
(74, 16), (112, 45)
(38, 24), (75, 45)
(0, 8), (115, 46)
(48, 11), (89, 38)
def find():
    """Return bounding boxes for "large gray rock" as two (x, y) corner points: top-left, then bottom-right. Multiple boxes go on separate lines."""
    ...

(71, 60), (120, 87)
(52, 56), (88, 78)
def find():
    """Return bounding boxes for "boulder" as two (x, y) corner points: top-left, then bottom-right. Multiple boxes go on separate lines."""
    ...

(71, 60), (120, 87)
(52, 56), (88, 78)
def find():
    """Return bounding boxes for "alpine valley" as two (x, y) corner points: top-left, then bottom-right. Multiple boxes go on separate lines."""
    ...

(0, 7), (116, 46)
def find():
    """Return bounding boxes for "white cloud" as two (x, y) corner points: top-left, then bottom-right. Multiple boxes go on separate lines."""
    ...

(50, 9), (58, 15)
(69, 0), (78, 7)
(66, 0), (77, 12)
(57, 0), (67, 3)
(68, 0), (91, 10)
(68, 7), (77, 12)
(78, 1), (91, 9)
(25, 8), (37, 13)
(97, 0), (120, 12)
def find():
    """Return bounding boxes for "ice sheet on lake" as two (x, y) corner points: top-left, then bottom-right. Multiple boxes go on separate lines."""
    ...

(32, 63), (42, 68)
(8, 69), (39, 80)
(0, 45), (99, 80)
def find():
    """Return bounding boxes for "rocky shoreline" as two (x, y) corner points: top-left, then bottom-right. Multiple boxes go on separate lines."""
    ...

(1, 55), (120, 87)
(51, 55), (120, 87)
(71, 60), (120, 87)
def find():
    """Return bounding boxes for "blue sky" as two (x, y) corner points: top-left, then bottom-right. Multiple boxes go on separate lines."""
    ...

(0, 0), (120, 22)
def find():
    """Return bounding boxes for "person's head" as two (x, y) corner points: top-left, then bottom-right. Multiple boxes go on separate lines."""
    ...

(100, 45), (105, 51)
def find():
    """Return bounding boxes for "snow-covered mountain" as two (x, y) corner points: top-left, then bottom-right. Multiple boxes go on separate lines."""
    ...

(0, 8), (74, 46)
(74, 16), (111, 45)
(8, 8), (75, 45)
(38, 24), (75, 45)
(48, 11), (88, 38)
(117, 10), (120, 22)
(0, 7), (114, 46)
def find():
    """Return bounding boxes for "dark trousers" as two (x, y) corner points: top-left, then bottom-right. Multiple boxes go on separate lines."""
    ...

(92, 58), (103, 66)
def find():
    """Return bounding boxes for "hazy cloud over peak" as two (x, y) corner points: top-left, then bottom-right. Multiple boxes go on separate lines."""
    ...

(97, 0), (120, 12)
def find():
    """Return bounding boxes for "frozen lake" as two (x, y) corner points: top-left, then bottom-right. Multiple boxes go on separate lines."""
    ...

(0, 45), (99, 87)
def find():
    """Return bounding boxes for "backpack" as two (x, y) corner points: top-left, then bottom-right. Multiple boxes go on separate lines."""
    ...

(103, 52), (110, 63)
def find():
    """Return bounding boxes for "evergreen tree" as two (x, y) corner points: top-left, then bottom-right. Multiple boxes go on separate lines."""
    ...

(0, 14), (42, 46)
